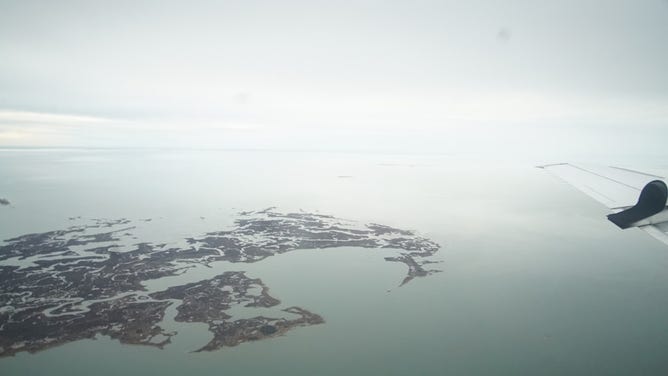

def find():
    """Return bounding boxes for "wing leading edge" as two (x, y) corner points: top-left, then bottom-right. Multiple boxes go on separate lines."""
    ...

(539, 163), (668, 246)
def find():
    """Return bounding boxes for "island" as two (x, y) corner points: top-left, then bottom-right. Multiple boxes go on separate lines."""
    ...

(0, 209), (440, 357)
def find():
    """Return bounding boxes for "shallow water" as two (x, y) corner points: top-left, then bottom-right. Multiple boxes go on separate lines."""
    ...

(2, 149), (668, 375)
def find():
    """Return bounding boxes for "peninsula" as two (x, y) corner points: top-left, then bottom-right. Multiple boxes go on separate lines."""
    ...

(0, 209), (440, 357)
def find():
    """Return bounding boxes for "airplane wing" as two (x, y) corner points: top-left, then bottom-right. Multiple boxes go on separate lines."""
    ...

(538, 163), (668, 246)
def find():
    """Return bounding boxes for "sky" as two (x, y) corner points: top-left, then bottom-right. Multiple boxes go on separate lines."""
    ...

(0, 0), (667, 159)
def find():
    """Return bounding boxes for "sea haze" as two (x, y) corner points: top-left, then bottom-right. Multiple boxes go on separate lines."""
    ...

(2, 149), (668, 375)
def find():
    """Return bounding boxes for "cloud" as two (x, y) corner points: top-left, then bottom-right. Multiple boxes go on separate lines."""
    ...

(0, 111), (109, 125)
(0, 86), (667, 150)
(0, 1), (665, 153)
(0, 110), (115, 146)
(0, 108), (270, 147)
(0, 130), (31, 140)
(0, 198), (10, 206)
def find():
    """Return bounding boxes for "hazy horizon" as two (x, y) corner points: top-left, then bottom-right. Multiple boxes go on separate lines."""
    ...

(1, 0), (667, 160)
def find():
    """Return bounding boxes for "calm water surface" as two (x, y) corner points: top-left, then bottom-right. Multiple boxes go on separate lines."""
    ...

(1, 149), (668, 375)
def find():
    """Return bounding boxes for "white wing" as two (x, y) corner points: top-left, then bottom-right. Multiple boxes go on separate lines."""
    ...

(539, 163), (668, 246)
(642, 224), (668, 246)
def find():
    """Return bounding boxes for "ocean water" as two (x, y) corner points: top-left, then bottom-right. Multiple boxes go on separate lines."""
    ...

(2, 149), (668, 375)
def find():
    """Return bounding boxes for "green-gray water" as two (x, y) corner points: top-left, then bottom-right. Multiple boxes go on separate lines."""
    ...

(2, 149), (668, 375)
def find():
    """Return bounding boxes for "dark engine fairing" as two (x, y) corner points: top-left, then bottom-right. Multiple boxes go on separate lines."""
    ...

(608, 180), (668, 229)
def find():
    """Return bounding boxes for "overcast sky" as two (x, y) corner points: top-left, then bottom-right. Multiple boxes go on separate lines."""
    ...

(1, 0), (667, 158)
